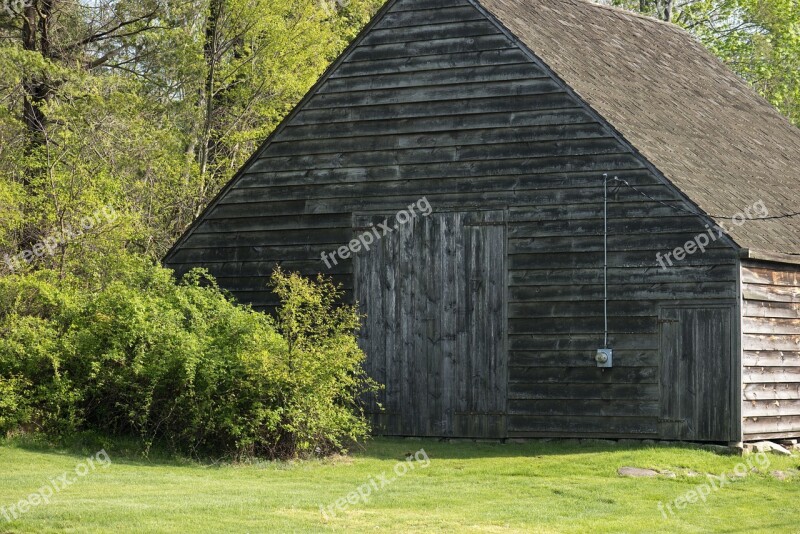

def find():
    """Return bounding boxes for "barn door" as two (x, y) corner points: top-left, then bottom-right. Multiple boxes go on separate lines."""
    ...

(659, 306), (733, 442)
(354, 210), (507, 438)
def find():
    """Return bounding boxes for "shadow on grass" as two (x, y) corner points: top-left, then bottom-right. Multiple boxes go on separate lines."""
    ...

(1, 432), (215, 469)
(2, 432), (733, 470)
(349, 436), (730, 461)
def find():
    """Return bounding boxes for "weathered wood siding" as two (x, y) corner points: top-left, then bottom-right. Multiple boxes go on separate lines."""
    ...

(659, 307), (734, 441)
(742, 260), (800, 440)
(355, 210), (507, 437)
(165, 0), (740, 440)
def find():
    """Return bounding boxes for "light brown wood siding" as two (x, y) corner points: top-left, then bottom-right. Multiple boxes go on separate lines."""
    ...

(742, 260), (800, 440)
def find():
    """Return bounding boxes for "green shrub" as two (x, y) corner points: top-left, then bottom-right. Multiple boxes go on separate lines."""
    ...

(0, 259), (379, 459)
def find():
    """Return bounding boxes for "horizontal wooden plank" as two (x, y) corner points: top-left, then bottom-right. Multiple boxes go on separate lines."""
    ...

(249, 138), (627, 174)
(392, 0), (468, 10)
(182, 228), (348, 248)
(742, 266), (800, 287)
(743, 430), (800, 441)
(742, 366), (800, 383)
(742, 416), (800, 435)
(509, 350), (658, 367)
(514, 301), (720, 322)
(509, 399), (659, 417)
(510, 282), (736, 302)
(167, 244), (345, 263)
(267, 123), (610, 158)
(743, 300), (800, 319)
(509, 233), (730, 255)
(508, 382), (659, 401)
(743, 317), (800, 335)
(194, 214), (350, 233)
(509, 334), (658, 352)
(743, 284), (800, 304)
(203, 200), (310, 219)
(743, 399), (800, 417)
(510, 216), (708, 238)
(510, 265), (738, 286)
(348, 35), (513, 62)
(227, 173), (669, 206)
(508, 416), (658, 435)
(278, 108), (593, 142)
(172, 238), (737, 271)
(375, 6), (486, 29)
(508, 316), (656, 335)
(509, 250), (737, 270)
(332, 48), (533, 78)
(292, 93), (577, 124)
(308, 78), (563, 109)
(208, 195), (689, 222)
(744, 382), (800, 400)
(508, 366), (658, 384)
(321, 63), (545, 93)
(362, 20), (501, 46)
(509, 202), (704, 222)
(743, 350), (800, 367)
(239, 163), (651, 191)
(743, 334), (800, 352)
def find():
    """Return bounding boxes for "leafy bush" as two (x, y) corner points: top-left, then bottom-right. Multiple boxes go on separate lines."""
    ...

(0, 259), (378, 459)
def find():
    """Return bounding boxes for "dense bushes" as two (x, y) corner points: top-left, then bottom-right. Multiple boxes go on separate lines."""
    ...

(0, 260), (378, 459)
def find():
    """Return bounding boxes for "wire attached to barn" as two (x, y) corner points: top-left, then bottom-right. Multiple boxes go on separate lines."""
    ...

(608, 177), (800, 220)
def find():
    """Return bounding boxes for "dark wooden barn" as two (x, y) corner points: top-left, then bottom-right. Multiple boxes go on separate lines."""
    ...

(165, 0), (800, 444)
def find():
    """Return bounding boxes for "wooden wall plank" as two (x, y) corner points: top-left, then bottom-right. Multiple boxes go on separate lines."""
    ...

(507, 416), (658, 435)
(322, 63), (547, 93)
(331, 49), (533, 78)
(743, 399), (800, 417)
(509, 399), (659, 417)
(744, 383), (800, 400)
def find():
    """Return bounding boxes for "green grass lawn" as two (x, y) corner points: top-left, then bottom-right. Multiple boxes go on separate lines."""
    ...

(0, 437), (798, 533)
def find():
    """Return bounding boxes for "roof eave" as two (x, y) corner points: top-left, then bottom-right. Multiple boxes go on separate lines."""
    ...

(740, 248), (800, 267)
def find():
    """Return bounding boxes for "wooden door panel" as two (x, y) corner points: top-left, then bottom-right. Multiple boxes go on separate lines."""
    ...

(660, 306), (733, 441)
(355, 210), (507, 437)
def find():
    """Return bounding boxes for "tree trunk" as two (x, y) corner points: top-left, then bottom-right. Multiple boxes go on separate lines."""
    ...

(659, 0), (674, 22)
(197, 0), (223, 215)
(21, 3), (47, 155)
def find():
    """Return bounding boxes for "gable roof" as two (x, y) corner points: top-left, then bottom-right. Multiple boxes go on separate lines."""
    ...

(477, 0), (800, 258)
(166, 0), (800, 265)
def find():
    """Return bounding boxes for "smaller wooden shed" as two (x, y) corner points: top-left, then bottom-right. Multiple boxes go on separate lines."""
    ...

(165, 0), (800, 444)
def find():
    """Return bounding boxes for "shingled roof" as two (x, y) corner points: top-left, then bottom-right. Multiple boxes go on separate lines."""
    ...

(478, 0), (800, 258)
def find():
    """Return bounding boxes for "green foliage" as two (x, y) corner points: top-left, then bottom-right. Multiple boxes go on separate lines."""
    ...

(0, 0), (384, 266)
(0, 0), (385, 460)
(0, 262), (378, 459)
(0, 375), (31, 433)
(681, 0), (800, 125)
(271, 270), (380, 456)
